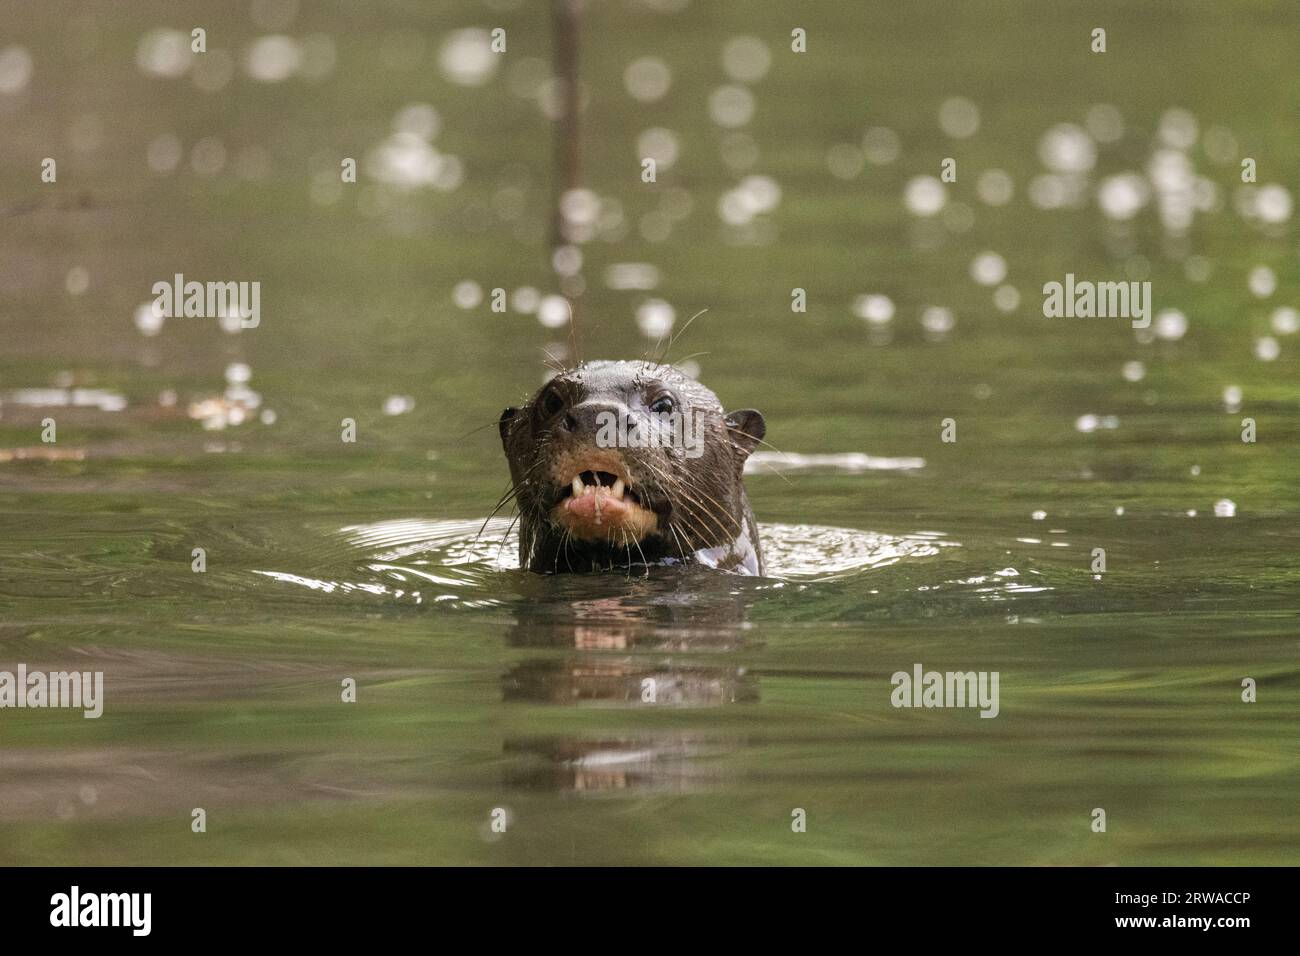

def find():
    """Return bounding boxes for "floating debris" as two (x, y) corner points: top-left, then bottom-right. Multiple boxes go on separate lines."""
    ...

(0, 447), (86, 462)
(1075, 414), (1120, 433)
(5, 388), (126, 412)
(745, 451), (925, 474)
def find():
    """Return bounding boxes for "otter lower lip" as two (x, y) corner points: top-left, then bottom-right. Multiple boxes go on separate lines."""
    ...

(563, 488), (631, 524)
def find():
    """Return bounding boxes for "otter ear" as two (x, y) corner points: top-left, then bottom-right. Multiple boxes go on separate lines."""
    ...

(724, 408), (765, 458)
(498, 407), (519, 450)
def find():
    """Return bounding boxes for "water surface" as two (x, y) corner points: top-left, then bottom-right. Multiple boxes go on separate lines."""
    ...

(0, 0), (1297, 865)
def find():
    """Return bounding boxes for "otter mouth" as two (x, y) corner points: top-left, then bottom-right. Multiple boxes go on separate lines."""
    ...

(558, 470), (643, 507)
(551, 468), (660, 541)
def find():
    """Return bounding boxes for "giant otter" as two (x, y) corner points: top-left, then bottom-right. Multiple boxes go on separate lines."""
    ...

(498, 361), (766, 574)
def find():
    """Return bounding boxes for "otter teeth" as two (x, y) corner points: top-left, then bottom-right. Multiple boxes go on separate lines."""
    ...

(569, 475), (628, 500)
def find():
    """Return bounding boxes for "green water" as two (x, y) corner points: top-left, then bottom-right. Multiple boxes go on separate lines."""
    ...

(1, 1), (1297, 865)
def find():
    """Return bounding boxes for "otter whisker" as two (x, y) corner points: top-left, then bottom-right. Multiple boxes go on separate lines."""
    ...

(635, 457), (741, 545)
(540, 346), (569, 375)
(628, 528), (651, 577)
(495, 511), (522, 566)
(477, 459), (545, 541)
(647, 308), (708, 368)
(666, 521), (689, 563)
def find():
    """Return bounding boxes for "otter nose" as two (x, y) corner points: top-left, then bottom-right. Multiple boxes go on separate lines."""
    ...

(562, 401), (635, 444)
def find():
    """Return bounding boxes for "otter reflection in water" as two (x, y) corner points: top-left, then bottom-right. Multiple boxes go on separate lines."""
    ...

(498, 361), (766, 574)
(501, 571), (759, 792)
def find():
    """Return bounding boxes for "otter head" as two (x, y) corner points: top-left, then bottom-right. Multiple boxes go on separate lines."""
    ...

(499, 360), (765, 573)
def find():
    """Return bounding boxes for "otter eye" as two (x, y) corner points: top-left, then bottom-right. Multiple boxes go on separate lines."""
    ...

(540, 389), (565, 418)
(649, 395), (675, 415)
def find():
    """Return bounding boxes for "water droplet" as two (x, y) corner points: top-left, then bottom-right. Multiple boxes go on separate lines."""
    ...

(638, 127), (680, 170)
(244, 35), (301, 82)
(1158, 108), (1198, 150)
(1097, 173), (1149, 220)
(438, 29), (497, 86)
(0, 45), (34, 94)
(826, 143), (865, 180)
(624, 56), (671, 102)
(394, 103), (441, 140)
(722, 35), (770, 83)
(383, 395), (415, 416)
(920, 306), (955, 337)
(708, 84), (755, 128)
(1248, 265), (1276, 298)
(970, 251), (1006, 286)
(1254, 336), (1280, 361)
(1255, 184), (1292, 223)
(136, 30), (192, 78)
(134, 302), (164, 336)
(1039, 124), (1096, 173)
(452, 280), (482, 309)
(1154, 309), (1188, 341)
(938, 97), (980, 138)
(852, 294), (894, 325)
(862, 127), (900, 165)
(976, 169), (1013, 205)
(511, 286), (541, 313)
(65, 266), (90, 296)
(537, 295), (570, 329)
(1270, 307), (1298, 335)
(904, 176), (946, 216)
(1085, 103), (1123, 143)
(636, 299), (675, 338)
(993, 285), (1020, 312)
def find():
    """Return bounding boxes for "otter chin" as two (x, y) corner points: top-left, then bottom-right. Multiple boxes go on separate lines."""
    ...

(498, 360), (766, 574)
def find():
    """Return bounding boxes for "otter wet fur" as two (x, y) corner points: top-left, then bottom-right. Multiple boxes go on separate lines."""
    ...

(498, 360), (766, 574)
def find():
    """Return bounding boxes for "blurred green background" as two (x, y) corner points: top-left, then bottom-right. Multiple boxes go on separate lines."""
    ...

(0, 0), (1296, 864)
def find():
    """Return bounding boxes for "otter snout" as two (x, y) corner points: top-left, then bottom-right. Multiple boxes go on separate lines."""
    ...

(545, 445), (659, 542)
(558, 399), (634, 439)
